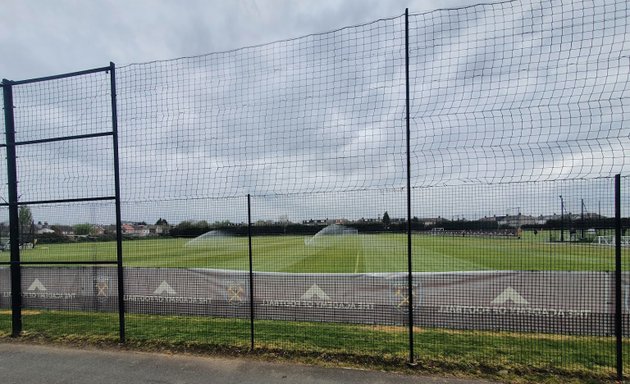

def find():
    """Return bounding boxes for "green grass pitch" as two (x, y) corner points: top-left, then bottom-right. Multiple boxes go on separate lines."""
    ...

(0, 231), (628, 382)
(1, 231), (627, 272)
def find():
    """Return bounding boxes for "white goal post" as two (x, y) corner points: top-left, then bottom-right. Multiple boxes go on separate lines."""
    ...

(596, 236), (630, 246)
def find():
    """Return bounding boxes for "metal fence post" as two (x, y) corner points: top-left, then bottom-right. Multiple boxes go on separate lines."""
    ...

(109, 62), (126, 344)
(615, 174), (623, 381)
(247, 194), (255, 350)
(2, 79), (22, 337)
(404, 8), (416, 367)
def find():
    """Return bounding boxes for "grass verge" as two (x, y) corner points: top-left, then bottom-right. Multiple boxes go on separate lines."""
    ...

(0, 310), (625, 383)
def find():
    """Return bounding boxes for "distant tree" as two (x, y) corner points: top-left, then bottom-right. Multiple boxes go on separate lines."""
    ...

(155, 218), (169, 226)
(73, 223), (93, 236)
(18, 206), (34, 245)
(36, 232), (69, 244)
(170, 220), (210, 237)
(382, 211), (391, 227)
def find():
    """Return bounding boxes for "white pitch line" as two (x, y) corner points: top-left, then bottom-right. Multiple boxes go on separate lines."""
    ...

(353, 247), (361, 274)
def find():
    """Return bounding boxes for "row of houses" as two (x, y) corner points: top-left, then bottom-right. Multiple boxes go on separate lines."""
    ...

(482, 212), (603, 228)
(301, 217), (407, 225)
(121, 223), (166, 237)
(28, 212), (607, 239)
(33, 222), (168, 238)
(300, 213), (605, 229)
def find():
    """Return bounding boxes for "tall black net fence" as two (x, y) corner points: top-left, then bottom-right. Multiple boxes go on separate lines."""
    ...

(16, 201), (120, 340)
(250, 190), (408, 357)
(0, 69), (121, 340)
(0, 202), (8, 335)
(411, 178), (619, 374)
(624, 175), (630, 371)
(115, 15), (406, 200)
(0, 90), (7, 334)
(409, 0), (630, 186)
(11, 73), (114, 202)
(121, 197), (251, 348)
(1, 0), (630, 380)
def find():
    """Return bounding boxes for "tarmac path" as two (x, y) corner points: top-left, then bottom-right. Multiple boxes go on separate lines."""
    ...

(0, 342), (496, 384)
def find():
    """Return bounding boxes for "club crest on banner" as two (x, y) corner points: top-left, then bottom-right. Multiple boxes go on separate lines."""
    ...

(225, 281), (246, 306)
(390, 283), (421, 314)
(95, 276), (110, 301)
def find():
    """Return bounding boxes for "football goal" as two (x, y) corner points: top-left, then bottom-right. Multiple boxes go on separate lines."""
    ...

(596, 236), (630, 247)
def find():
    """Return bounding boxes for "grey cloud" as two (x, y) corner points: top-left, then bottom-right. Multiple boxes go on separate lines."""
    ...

(1, 0), (627, 226)
(0, 0), (481, 80)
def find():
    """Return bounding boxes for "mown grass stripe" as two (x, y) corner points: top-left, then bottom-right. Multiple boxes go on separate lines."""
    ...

(0, 233), (626, 272)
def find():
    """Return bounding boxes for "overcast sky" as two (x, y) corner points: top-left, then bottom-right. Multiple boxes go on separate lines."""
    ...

(0, 0), (489, 81)
(0, 0), (628, 225)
